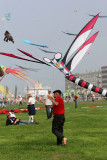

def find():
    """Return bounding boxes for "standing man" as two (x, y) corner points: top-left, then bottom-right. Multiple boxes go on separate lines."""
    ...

(19, 96), (23, 106)
(74, 94), (79, 109)
(48, 90), (67, 145)
(44, 90), (53, 120)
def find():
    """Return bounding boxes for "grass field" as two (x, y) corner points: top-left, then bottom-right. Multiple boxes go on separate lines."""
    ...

(0, 101), (107, 160)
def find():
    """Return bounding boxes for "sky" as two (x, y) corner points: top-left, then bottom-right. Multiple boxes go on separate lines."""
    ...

(0, 0), (107, 95)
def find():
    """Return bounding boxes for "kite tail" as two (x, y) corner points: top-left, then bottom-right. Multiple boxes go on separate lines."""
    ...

(11, 73), (33, 89)
(14, 71), (37, 86)
(6, 67), (35, 88)
(11, 69), (37, 86)
(66, 75), (107, 97)
(26, 77), (37, 86)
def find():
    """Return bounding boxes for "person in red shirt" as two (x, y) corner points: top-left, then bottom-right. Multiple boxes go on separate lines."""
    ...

(48, 90), (67, 145)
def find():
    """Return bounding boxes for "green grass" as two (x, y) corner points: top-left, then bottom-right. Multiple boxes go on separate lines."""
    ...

(0, 100), (107, 160)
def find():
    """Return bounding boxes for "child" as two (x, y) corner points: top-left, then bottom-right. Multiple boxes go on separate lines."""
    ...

(27, 93), (36, 122)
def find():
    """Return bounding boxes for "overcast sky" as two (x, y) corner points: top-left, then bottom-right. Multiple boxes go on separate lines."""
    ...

(0, 0), (107, 95)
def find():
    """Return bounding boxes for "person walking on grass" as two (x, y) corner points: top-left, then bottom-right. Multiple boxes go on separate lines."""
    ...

(48, 90), (67, 145)
(74, 94), (79, 109)
(44, 90), (53, 120)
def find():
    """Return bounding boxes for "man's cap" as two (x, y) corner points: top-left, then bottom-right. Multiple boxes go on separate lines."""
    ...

(53, 90), (62, 94)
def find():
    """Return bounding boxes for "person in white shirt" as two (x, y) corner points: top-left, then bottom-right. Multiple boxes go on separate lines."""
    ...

(44, 90), (53, 120)
(9, 109), (16, 118)
(27, 93), (36, 122)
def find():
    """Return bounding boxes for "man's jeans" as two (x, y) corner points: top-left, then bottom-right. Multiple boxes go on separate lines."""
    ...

(19, 120), (34, 125)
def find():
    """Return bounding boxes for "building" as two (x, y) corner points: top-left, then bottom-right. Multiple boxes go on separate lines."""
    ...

(24, 83), (51, 97)
(79, 70), (102, 88)
(65, 70), (102, 91)
(101, 66), (107, 89)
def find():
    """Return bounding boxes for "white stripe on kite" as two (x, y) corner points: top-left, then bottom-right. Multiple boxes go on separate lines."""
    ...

(102, 90), (107, 96)
(75, 78), (81, 85)
(88, 84), (93, 90)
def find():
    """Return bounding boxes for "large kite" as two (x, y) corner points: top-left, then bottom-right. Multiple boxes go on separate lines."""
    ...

(43, 13), (107, 97)
(0, 14), (107, 96)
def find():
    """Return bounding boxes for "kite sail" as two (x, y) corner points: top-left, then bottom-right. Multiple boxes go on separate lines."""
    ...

(60, 13), (99, 68)
(65, 32), (99, 74)
(23, 40), (48, 48)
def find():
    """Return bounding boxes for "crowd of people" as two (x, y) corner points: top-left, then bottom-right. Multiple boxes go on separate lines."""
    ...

(4, 88), (106, 145)
(4, 88), (103, 145)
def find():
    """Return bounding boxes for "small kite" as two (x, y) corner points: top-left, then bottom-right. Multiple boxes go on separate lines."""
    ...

(74, 10), (78, 13)
(23, 40), (48, 48)
(5, 13), (11, 21)
(62, 31), (77, 36)
(1, 13), (11, 22)
(4, 30), (14, 43)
